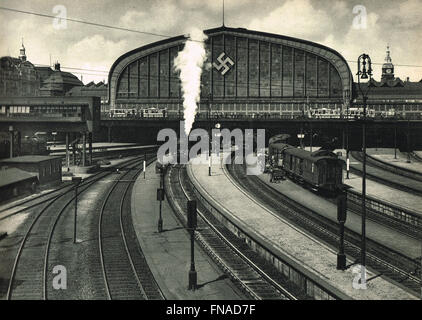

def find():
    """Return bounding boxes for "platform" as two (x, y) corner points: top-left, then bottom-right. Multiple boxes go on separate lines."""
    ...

(333, 149), (422, 212)
(343, 171), (422, 213)
(188, 154), (419, 300)
(366, 148), (422, 174)
(255, 173), (421, 258)
(130, 161), (244, 300)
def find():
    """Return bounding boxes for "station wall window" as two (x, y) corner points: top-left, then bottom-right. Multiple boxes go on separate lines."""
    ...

(159, 50), (169, 97)
(225, 35), (236, 97)
(149, 53), (158, 97)
(318, 58), (329, 96)
(236, 37), (248, 97)
(260, 41), (271, 97)
(271, 43), (282, 97)
(248, 39), (259, 97)
(294, 49), (305, 97)
(282, 46), (293, 96)
(306, 54), (318, 97)
(213, 35), (224, 97)
(330, 64), (342, 97)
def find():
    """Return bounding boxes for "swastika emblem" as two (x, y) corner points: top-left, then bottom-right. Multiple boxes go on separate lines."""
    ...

(213, 52), (234, 76)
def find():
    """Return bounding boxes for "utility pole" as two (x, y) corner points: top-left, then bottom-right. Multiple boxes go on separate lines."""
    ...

(208, 94), (212, 176)
(72, 176), (82, 244)
(157, 170), (164, 233)
(407, 119), (411, 163)
(187, 200), (197, 290)
(356, 53), (373, 286)
(394, 121), (397, 159)
(337, 192), (347, 270)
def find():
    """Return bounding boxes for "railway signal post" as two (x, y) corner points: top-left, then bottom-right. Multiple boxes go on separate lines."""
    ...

(336, 192), (347, 270)
(208, 94), (213, 177)
(357, 53), (373, 285)
(187, 200), (198, 290)
(72, 176), (83, 244)
(157, 171), (164, 233)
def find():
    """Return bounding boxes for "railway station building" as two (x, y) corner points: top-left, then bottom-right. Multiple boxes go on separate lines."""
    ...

(108, 26), (353, 118)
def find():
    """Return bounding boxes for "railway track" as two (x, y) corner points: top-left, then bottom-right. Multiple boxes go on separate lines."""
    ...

(227, 160), (421, 297)
(350, 151), (422, 196)
(4, 155), (161, 300)
(98, 157), (164, 300)
(411, 152), (422, 162)
(0, 150), (157, 222)
(166, 164), (302, 300)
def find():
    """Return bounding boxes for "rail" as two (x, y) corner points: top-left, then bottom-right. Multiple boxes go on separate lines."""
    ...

(185, 160), (345, 300)
(364, 152), (422, 182)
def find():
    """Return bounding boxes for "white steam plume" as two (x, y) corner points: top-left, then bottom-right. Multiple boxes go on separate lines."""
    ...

(174, 29), (208, 136)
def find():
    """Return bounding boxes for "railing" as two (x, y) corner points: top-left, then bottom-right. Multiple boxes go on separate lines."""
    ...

(347, 189), (422, 230)
(100, 112), (422, 121)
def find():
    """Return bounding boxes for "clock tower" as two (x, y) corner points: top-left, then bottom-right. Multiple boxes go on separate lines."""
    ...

(381, 46), (394, 81)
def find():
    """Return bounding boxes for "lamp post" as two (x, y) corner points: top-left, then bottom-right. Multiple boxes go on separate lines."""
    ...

(394, 120), (397, 159)
(356, 53), (373, 285)
(72, 176), (83, 244)
(309, 122), (313, 153)
(345, 99), (353, 179)
(157, 168), (164, 233)
(9, 125), (14, 158)
(407, 119), (411, 163)
(297, 133), (305, 149)
(52, 132), (57, 148)
(208, 94), (212, 176)
(187, 200), (197, 290)
(337, 191), (347, 270)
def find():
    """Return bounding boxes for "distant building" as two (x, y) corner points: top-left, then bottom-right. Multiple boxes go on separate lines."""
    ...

(0, 42), (40, 97)
(0, 155), (62, 185)
(0, 167), (38, 202)
(67, 80), (109, 112)
(39, 62), (84, 96)
(354, 46), (422, 118)
(0, 43), (83, 97)
(381, 46), (394, 81)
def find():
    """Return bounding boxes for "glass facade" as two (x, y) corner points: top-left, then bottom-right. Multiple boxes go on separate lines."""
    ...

(115, 34), (344, 102)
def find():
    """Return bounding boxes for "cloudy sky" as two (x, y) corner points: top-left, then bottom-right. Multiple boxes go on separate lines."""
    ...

(1, 0), (421, 84)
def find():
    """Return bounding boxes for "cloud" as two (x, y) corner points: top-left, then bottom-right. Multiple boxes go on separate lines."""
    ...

(64, 34), (128, 82)
(248, 0), (334, 42)
(119, 1), (181, 35)
(0, 0), (421, 83)
(383, 0), (422, 29)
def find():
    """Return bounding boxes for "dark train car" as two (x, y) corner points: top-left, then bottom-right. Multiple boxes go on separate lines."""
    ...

(269, 142), (343, 193)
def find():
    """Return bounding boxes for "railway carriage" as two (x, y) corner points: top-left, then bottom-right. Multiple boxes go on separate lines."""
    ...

(269, 142), (343, 193)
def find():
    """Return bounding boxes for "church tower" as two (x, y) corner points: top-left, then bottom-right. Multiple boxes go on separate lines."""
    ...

(19, 38), (27, 62)
(381, 45), (394, 81)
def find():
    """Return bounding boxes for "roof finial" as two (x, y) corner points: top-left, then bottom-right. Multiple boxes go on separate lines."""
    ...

(222, 0), (225, 26)
(19, 38), (26, 62)
(385, 45), (392, 63)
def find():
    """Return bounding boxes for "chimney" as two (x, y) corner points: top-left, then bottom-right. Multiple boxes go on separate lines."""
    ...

(54, 61), (61, 71)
